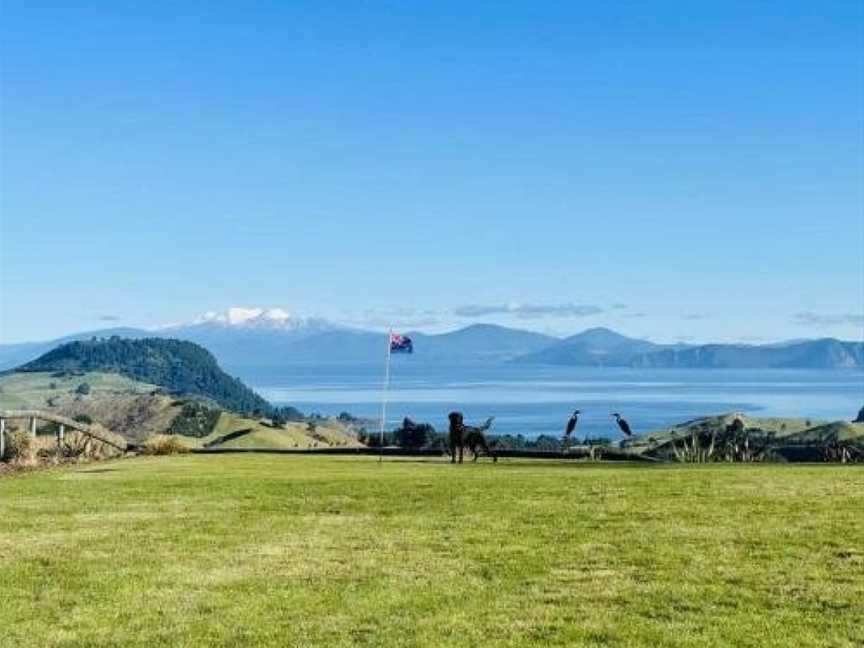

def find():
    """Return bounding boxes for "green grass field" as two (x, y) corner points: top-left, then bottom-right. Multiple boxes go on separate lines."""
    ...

(1, 456), (862, 647)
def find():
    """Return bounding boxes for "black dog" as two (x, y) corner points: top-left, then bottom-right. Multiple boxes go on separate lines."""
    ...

(448, 412), (496, 463)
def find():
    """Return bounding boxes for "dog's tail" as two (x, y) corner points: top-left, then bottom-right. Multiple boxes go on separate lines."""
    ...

(479, 416), (495, 431)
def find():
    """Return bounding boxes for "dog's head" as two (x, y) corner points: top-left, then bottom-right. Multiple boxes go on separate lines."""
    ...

(448, 411), (463, 429)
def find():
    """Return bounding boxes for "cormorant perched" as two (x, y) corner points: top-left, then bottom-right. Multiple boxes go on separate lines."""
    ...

(612, 413), (633, 437)
(564, 409), (581, 439)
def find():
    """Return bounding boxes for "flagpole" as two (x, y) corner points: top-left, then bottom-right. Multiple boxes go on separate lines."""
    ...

(379, 328), (392, 462)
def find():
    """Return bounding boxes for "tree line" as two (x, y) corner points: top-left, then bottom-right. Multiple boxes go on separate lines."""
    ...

(358, 417), (613, 451)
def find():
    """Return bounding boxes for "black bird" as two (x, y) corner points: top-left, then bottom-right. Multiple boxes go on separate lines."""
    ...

(564, 409), (581, 439)
(612, 413), (633, 437)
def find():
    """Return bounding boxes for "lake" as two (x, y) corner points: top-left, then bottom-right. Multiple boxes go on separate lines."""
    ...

(230, 363), (864, 440)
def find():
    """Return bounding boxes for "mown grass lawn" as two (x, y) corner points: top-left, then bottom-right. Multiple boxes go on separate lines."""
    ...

(0, 456), (862, 647)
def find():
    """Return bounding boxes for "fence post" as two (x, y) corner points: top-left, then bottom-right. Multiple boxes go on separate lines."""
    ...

(0, 418), (5, 459)
(30, 417), (37, 439)
(58, 423), (65, 447)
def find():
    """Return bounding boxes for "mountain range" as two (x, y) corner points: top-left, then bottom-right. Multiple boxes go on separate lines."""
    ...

(1, 308), (861, 370)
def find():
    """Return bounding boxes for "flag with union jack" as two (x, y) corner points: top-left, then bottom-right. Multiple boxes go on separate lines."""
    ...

(389, 332), (413, 354)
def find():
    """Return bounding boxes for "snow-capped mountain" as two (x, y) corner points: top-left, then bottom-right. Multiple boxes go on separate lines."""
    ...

(151, 307), (345, 367)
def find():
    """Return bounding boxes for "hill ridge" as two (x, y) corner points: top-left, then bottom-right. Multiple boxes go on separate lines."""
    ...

(16, 337), (272, 415)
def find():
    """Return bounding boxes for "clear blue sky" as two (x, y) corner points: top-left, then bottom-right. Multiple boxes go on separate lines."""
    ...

(1, 1), (862, 343)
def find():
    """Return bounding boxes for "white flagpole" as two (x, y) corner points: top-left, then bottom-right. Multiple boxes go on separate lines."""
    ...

(379, 328), (392, 462)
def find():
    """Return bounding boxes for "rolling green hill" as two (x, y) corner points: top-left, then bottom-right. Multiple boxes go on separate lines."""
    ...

(629, 412), (824, 448)
(0, 370), (358, 449)
(15, 337), (272, 415)
(629, 412), (864, 462)
(782, 421), (864, 444)
(198, 412), (362, 449)
(0, 370), (157, 411)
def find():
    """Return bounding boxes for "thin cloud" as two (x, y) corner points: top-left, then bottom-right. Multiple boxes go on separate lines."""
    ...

(793, 312), (864, 327)
(682, 313), (709, 320)
(610, 303), (629, 310)
(453, 305), (509, 317)
(453, 303), (604, 319)
(623, 312), (647, 319)
(97, 315), (121, 322)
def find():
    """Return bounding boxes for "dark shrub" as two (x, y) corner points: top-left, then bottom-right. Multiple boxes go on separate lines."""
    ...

(168, 402), (221, 438)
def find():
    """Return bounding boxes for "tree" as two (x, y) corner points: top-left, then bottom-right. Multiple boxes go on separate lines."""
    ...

(168, 402), (221, 438)
(75, 382), (91, 395)
(854, 406), (864, 424)
(271, 406), (303, 427)
(392, 418), (438, 448)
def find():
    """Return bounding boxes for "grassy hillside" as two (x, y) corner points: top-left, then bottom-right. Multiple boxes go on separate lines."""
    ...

(0, 370), (157, 410)
(0, 370), (192, 442)
(1, 456), (861, 647)
(0, 371), (356, 448)
(629, 412), (826, 449)
(628, 413), (864, 463)
(16, 337), (272, 415)
(783, 421), (864, 444)
(194, 412), (362, 449)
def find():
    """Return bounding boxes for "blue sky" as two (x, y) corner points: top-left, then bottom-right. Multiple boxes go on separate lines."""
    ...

(1, 1), (862, 343)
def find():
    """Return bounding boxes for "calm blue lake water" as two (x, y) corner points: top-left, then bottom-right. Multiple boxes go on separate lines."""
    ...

(230, 363), (864, 440)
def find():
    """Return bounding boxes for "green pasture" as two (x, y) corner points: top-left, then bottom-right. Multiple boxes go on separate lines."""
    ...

(0, 371), (154, 411)
(0, 456), (861, 647)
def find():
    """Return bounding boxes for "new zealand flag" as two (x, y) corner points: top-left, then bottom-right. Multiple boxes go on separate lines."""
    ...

(390, 332), (413, 354)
